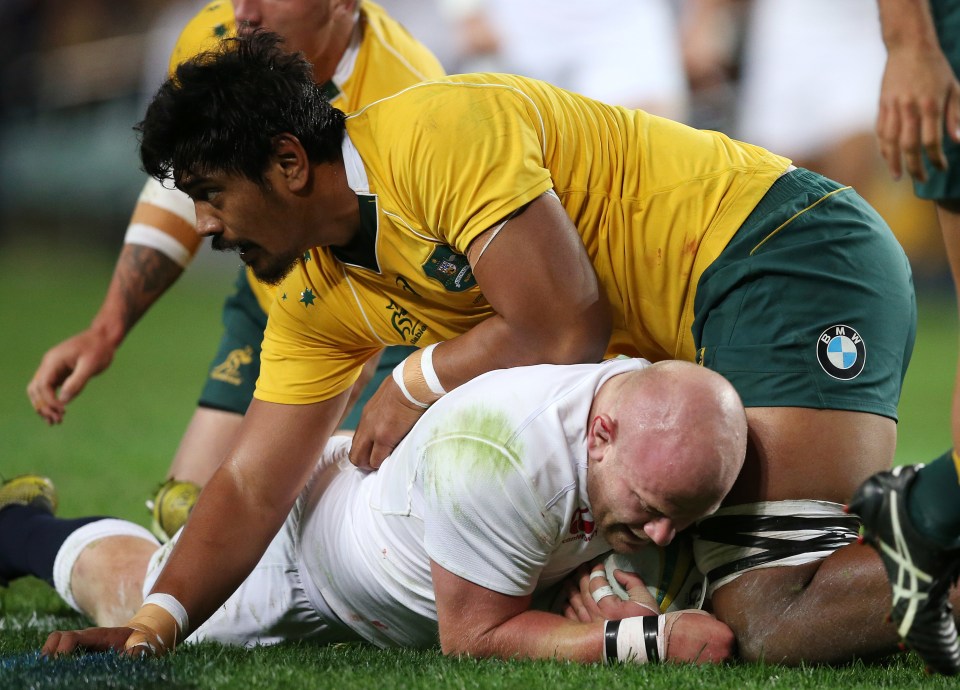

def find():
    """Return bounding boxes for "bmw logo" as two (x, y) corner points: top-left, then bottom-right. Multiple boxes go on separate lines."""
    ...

(816, 325), (866, 380)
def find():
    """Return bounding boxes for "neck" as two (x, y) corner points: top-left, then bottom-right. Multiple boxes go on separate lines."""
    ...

(589, 373), (627, 421)
(310, 13), (357, 84)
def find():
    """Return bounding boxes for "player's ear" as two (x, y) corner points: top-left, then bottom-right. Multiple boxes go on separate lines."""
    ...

(587, 413), (616, 461)
(271, 134), (309, 192)
(333, 0), (358, 17)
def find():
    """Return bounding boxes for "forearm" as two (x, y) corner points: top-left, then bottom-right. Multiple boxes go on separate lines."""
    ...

(447, 609), (723, 665)
(89, 242), (184, 347)
(876, 0), (940, 51)
(92, 175), (200, 344)
(444, 609), (604, 663)
(146, 459), (293, 630)
(138, 397), (346, 639)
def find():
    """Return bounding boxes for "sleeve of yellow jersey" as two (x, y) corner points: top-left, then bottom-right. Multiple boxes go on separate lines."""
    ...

(377, 81), (556, 255)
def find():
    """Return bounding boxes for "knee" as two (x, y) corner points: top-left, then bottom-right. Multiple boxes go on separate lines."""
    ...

(710, 564), (820, 665)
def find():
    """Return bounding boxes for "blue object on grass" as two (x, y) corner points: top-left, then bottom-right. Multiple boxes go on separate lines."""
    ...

(0, 651), (179, 689)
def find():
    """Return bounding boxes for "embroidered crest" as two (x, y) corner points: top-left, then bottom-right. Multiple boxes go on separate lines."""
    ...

(422, 247), (476, 292)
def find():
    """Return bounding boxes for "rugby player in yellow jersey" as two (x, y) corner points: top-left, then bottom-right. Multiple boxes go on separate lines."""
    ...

(90, 32), (922, 664)
(26, 0), (444, 538)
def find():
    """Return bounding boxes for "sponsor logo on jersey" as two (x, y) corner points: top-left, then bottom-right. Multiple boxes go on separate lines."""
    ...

(388, 299), (427, 344)
(422, 247), (476, 292)
(210, 346), (254, 385)
(563, 506), (596, 543)
(816, 324), (866, 380)
(387, 277), (428, 344)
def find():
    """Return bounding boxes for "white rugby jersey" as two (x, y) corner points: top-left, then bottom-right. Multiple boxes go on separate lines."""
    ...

(299, 357), (647, 648)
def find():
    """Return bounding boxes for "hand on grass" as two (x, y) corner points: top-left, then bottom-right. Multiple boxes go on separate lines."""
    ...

(41, 627), (137, 657)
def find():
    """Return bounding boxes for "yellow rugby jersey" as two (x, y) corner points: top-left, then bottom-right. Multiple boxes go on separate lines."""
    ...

(257, 74), (791, 405)
(167, 0), (446, 312)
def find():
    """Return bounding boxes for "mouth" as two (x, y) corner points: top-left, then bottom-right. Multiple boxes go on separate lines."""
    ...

(212, 236), (258, 262)
(613, 525), (649, 550)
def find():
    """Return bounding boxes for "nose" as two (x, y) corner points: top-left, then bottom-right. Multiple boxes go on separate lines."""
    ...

(233, 1), (262, 28)
(643, 517), (676, 547)
(195, 208), (223, 238)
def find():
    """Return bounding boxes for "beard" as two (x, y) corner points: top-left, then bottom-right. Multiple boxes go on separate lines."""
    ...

(251, 250), (301, 285)
(211, 236), (301, 286)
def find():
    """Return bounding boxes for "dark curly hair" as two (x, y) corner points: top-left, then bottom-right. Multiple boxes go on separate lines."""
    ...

(136, 29), (345, 185)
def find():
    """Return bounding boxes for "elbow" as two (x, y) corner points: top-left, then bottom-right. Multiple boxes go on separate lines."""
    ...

(547, 297), (612, 365)
(439, 633), (488, 660)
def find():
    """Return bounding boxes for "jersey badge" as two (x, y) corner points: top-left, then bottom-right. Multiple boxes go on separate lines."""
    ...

(816, 324), (865, 380)
(422, 247), (476, 292)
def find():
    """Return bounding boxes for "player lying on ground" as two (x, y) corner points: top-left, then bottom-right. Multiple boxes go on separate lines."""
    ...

(3, 360), (745, 664)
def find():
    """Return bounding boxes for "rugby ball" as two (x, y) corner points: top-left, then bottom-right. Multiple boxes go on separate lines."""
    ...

(150, 479), (200, 542)
(598, 533), (707, 612)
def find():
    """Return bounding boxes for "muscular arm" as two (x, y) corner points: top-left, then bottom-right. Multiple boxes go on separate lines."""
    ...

(351, 192), (612, 468)
(444, 193), (611, 377)
(431, 560), (734, 664)
(876, 0), (960, 180)
(432, 559), (603, 662)
(144, 392), (348, 632)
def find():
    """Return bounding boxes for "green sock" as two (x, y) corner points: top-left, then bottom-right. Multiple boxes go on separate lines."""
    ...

(907, 449), (960, 550)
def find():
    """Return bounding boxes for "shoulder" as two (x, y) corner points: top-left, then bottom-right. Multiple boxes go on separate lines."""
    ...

(356, 1), (446, 81)
(167, 0), (235, 75)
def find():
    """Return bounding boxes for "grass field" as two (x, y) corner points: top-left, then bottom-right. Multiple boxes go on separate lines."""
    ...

(0, 238), (957, 689)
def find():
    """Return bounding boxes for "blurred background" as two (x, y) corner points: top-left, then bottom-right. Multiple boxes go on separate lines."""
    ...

(0, 0), (947, 270)
(0, 0), (953, 501)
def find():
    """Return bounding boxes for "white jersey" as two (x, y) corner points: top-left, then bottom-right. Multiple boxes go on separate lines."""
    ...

(300, 357), (646, 648)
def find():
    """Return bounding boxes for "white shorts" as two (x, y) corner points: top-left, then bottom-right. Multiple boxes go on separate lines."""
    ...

(736, 0), (885, 157)
(143, 439), (361, 647)
(482, 0), (688, 118)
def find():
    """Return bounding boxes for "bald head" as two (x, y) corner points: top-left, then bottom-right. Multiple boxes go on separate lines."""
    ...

(586, 360), (747, 550)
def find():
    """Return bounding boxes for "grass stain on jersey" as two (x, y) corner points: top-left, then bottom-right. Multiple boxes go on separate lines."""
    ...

(421, 406), (523, 504)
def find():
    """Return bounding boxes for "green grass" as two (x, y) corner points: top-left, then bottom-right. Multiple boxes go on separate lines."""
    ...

(0, 239), (958, 688)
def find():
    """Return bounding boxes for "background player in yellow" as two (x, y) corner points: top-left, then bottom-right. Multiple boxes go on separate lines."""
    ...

(25, 0), (444, 539)
(97, 32), (920, 665)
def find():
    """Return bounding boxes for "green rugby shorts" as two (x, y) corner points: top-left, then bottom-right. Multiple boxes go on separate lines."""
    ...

(914, 0), (960, 201)
(692, 168), (916, 420)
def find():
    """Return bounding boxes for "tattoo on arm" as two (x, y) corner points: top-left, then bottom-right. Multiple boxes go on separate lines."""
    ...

(116, 245), (184, 331)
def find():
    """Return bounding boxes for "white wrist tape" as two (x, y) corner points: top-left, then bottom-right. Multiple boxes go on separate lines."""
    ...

(420, 343), (447, 397)
(602, 615), (665, 664)
(392, 360), (430, 408)
(142, 592), (190, 639)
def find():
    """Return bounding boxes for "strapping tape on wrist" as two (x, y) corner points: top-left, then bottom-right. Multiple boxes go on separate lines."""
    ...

(603, 615), (665, 664)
